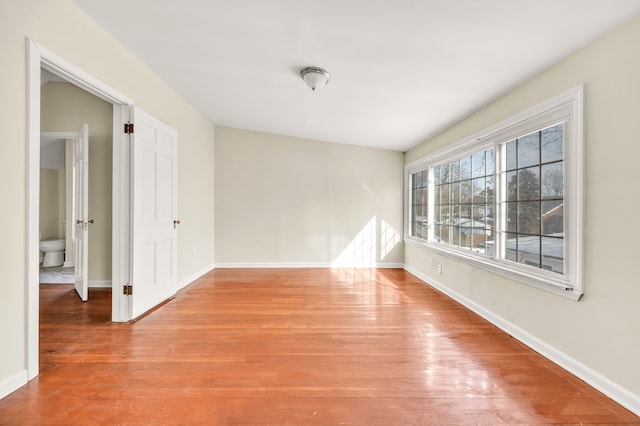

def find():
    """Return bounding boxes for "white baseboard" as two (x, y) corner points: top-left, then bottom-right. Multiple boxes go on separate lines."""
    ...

(214, 263), (404, 269)
(403, 264), (640, 417)
(0, 369), (27, 400)
(178, 263), (216, 290)
(89, 280), (112, 288)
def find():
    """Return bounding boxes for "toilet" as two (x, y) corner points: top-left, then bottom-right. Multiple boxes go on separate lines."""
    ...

(39, 238), (66, 267)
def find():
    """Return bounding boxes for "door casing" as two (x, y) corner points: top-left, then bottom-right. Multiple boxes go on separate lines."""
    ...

(27, 40), (134, 380)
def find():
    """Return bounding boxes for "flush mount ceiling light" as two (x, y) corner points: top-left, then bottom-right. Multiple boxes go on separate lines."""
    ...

(300, 66), (331, 91)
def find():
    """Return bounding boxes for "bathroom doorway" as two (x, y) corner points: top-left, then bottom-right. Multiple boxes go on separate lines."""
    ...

(39, 125), (90, 301)
(39, 68), (114, 303)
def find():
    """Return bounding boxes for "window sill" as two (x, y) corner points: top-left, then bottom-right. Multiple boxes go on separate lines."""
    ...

(405, 237), (583, 301)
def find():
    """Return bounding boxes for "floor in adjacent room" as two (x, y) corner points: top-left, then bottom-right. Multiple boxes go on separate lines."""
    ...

(0, 268), (637, 424)
(39, 265), (74, 284)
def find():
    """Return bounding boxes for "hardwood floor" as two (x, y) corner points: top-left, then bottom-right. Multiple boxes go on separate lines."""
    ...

(0, 268), (637, 425)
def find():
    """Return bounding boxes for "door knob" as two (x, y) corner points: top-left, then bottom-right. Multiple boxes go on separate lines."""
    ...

(173, 219), (181, 229)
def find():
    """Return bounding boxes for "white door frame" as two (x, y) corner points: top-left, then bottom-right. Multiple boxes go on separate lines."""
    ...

(26, 40), (134, 380)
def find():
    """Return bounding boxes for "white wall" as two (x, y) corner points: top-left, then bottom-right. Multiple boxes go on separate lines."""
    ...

(405, 14), (640, 406)
(0, 0), (215, 394)
(215, 127), (404, 266)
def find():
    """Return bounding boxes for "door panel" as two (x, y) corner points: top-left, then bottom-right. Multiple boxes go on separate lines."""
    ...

(130, 107), (178, 319)
(74, 124), (89, 302)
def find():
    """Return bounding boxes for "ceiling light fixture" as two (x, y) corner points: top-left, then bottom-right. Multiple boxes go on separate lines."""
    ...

(300, 67), (331, 91)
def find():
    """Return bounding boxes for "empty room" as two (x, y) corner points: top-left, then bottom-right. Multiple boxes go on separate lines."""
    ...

(1, 0), (640, 424)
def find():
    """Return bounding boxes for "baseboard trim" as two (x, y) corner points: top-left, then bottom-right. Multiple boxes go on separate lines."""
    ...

(89, 280), (112, 288)
(178, 263), (216, 290)
(403, 264), (640, 417)
(0, 369), (27, 400)
(214, 263), (404, 269)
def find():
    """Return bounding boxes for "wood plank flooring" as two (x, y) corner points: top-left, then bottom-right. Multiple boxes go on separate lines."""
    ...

(0, 268), (638, 424)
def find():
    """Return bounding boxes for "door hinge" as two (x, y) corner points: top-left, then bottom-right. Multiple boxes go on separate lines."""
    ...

(123, 284), (133, 296)
(124, 122), (134, 134)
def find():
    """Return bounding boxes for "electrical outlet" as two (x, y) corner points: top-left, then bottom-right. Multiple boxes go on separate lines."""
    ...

(437, 264), (443, 274)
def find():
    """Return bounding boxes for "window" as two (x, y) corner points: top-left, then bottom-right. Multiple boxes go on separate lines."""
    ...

(405, 86), (584, 299)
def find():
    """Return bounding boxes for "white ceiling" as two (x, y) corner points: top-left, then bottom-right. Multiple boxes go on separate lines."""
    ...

(72, 0), (640, 152)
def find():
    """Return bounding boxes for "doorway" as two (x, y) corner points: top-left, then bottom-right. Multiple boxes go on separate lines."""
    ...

(27, 40), (179, 382)
(39, 126), (90, 301)
(40, 70), (112, 302)
(27, 40), (134, 380)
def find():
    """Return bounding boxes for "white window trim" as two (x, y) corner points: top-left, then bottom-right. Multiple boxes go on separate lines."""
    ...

(405, 85), (584, 300)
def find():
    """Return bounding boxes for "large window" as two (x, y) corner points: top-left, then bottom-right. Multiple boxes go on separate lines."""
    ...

(405, 87), (584, 299)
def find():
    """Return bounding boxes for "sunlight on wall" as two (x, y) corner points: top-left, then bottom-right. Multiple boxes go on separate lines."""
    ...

(381, 219), (401, 260)
(331, 216), (400, 267)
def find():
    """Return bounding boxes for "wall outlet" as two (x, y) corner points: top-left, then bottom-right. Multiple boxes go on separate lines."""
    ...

(437, 264), (443, 274)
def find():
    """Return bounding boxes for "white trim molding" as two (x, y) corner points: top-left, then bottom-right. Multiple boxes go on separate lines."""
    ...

(88, 281), (112, 288)
(177, 263), (216, 290)
(0, 370), (28, 401)
(214, 263), (405, 269)
(404, 264), (640, 417)
(26, 39), (134, 382)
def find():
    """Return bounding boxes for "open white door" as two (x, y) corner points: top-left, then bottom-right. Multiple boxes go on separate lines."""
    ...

(130, 107), (178, 319)
(74, 124), (89, 302)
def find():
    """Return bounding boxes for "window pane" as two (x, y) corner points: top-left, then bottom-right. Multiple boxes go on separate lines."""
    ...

(460, 204), (471, 221)
(506, 140), (517, 170)
(471, 151), (485, 178)
(460, 180), (472, 203)
(443, 206), (453, 227)
(486, 149), (495, 174)
(460, 156), (472, 180)
(507, 171), (517, 202)
(472, 204), (486, 221)
(518, 201), (541, 235)
(472, 177), (485, 202)
(506, 202), (517, 233)
(518, 167), (540, 201)
(450, 160), (460, 182)
(517, 132), (540, 168)
(459, 226), (472, 249)
(541, 124), (563, 163)
(452, 226), (460, 246)
(542, 200), (563, 235)
(518, 235), (541, 268)
(486, 175), (495, 203)
(505, 232), (517, 261)
(433, 224), (442, 242)
(451, 182), (460, 204)
(443, 225), (453, 244)
(440, 183), (450, 204)
(541, 162), (563, 199)
(542, 236), (564, 273)
(474, 226), (487, 251)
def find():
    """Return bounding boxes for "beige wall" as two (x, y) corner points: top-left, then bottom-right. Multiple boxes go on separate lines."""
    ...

(39, 168), (61, 240)
(0, 0), (215, 387)
(405, 15), (640, 398)
(41, 82), (113, 281)
(215, 127), (404, 266)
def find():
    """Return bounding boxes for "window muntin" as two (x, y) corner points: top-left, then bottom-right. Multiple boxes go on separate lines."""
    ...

(501, 124), (564, 274)
(409, 169), (429, 240)
(433, 148), (495, 253)
(404, 86), (583, 299)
